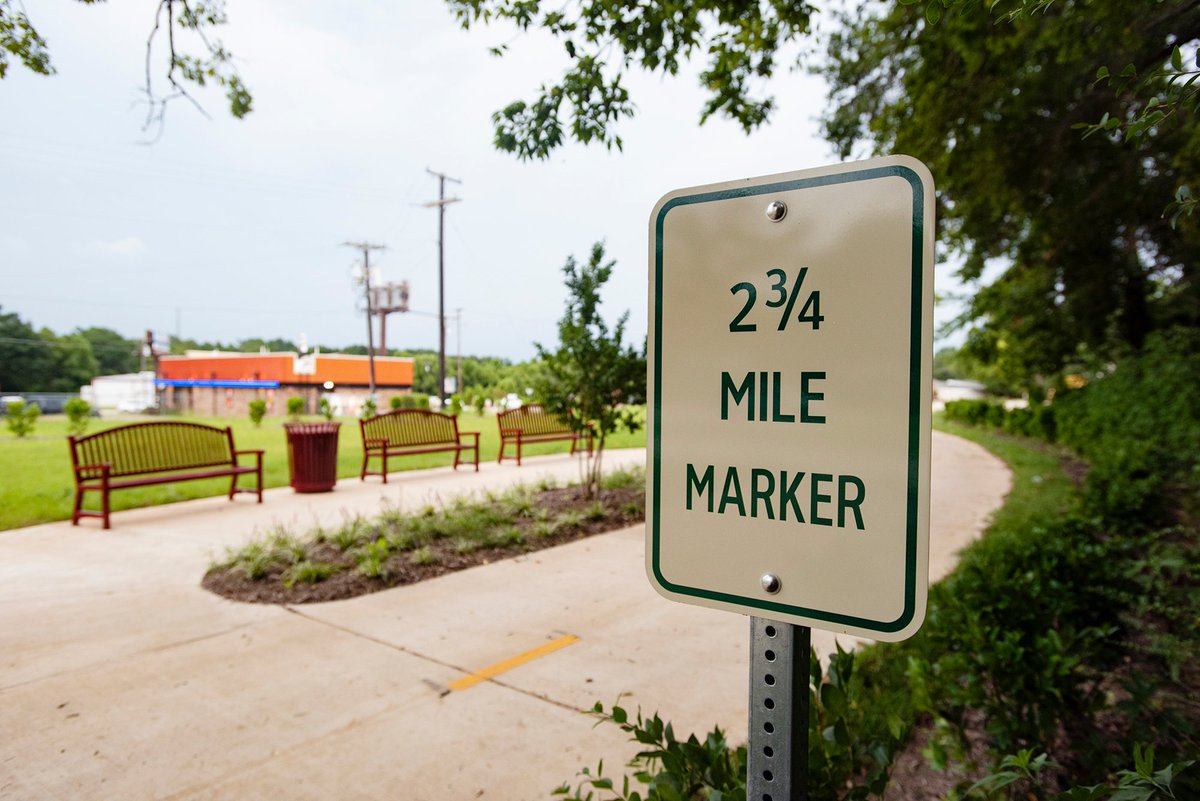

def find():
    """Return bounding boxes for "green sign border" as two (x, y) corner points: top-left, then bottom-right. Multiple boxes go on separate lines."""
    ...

(651, 164), (927, 633)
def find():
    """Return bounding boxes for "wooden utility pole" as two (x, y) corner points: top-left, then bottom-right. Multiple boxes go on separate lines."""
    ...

(423, 169), (461, 403)
(342, 241), (387, 396)
(455, 307), (463, 395)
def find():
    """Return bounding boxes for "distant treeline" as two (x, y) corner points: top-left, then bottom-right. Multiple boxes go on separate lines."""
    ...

(0, 306), (546, 398)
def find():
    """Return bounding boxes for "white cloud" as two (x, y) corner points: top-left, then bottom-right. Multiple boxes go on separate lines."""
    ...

(0, 233), (31, 255)
(82, 237), (147, 257)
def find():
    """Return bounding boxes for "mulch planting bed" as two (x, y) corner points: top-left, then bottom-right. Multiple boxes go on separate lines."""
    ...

(202, 485), (644, 605)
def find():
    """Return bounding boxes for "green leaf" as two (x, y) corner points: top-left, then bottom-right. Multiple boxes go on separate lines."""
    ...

(1056, 786), (1108, 801)
(1171, 45), (1183, 72)
(925, 1), (942, 25)
(1109, 787), (1155, 801)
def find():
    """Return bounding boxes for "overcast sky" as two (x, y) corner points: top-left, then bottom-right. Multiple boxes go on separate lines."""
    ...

(2, 0), (964, 362)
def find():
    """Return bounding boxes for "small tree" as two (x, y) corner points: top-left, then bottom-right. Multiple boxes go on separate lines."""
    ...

(390, 395), (404, 411)
(361, 395), (378, 419)
(318, 396), (335, 420)
(5, 400), (41, 438)
(286, 396), (305, 420)
(535, 242), (643, 498)
(64, 397), (92, 436)
(248, 399), (267, 427)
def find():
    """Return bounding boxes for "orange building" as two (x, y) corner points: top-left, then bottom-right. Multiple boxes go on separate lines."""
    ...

(157, 351), (415, 418)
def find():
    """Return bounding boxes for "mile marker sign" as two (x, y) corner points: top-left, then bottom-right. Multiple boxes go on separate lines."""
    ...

(646, 155), (935, 642)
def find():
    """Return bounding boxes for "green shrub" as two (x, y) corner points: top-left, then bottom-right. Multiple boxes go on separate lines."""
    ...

(5, 400), (40, 438)
(1053, 328), (1200, 526)
(64, 397), (92, 436)
(985, 401), (1006, 428)
(355, 537), (392, 579)
(389, 395), (433, 411)
(950, 745), (1194, 801)
(945, 399), (1058, 444)
(944, 399), (999, 427)
(409, 546), (437, 566)
(917, 516), (1127, 755)
(281, 560), (336, 588)
(247, 399), (267, 427)
(556, 647), (902, 801)
(318, 396), (334, 420)
(286, 396), (304, 420)
(361, 396), (378, 419)
(554, 702), (746, 800)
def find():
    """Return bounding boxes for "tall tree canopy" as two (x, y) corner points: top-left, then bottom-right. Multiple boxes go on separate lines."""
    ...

(0, 308), (52, 393)
(443, 0), (1200, 389)
(76, 327), (140, 376)
(447, 0), (816, 160)
(818, 0), (1200, 389)
(1, 0), (250, 130)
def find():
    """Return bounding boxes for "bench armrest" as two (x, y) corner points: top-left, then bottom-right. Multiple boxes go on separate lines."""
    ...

(459, 431), (480, 444)
(364, 437), (388, 450)
(74, 462), (112, 481)
(234, 449), (264, 466)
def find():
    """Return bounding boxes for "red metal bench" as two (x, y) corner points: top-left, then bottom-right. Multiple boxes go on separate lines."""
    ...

(496, 403), (593, 466)
(359, 409), (480, 482)
(68, 421), (264, 529)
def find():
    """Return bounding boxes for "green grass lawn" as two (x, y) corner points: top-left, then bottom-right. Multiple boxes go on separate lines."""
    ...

(0, 408), (648, 531)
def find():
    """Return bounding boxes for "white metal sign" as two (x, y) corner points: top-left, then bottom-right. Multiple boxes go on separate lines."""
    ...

(646, 156), (935, 641)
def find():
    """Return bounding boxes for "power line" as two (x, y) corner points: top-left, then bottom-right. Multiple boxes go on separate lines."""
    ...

(3, 292), (443, 320)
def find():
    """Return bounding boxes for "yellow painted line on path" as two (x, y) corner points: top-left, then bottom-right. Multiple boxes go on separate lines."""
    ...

(448, 634), (580, 692)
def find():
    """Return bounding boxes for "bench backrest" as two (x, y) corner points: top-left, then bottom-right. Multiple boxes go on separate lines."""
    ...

(497, 404), (575, 436)
(360, 409), (460, 447)
(69, 421), (236, 479)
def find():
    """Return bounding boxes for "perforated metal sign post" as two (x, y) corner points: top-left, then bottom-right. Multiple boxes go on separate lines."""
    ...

(748, 618), (810, 801)
(646, 156), (936, 801)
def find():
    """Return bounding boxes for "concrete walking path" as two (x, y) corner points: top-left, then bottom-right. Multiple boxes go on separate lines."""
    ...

(0, 432), (1010, 800)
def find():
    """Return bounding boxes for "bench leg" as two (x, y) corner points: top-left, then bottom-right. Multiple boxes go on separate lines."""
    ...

(250, 454), (263, 503)
(101, 484), (111, 530)
(381, 451), (388, 484)
(72, 486), (84, 526)
(517, 434), (523, 466)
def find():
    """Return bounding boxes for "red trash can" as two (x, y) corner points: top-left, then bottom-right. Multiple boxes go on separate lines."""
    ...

(283, 422), (341, 493)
